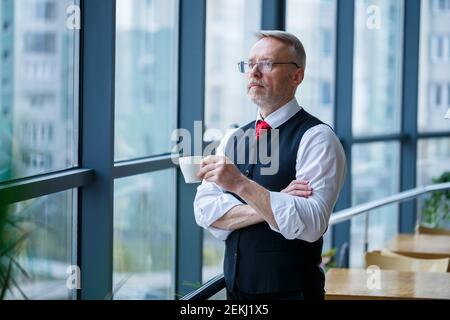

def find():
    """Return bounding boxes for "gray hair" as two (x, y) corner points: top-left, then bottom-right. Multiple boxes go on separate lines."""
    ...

(255, 30), (306, 69)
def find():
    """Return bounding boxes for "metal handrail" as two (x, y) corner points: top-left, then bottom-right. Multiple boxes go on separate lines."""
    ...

(328, 182), (450, 226)
(180, 274), (226, 301)
(180, 182), (450, 300)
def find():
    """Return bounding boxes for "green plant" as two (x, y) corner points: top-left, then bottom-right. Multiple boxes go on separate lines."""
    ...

(0, 205), (10, 299)
(0, 204), (32, 300)
(321, 248), (337, 272)
(422, 171), (450, 228)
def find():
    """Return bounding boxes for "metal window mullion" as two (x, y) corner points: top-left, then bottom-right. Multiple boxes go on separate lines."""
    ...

(417, 131), (450, 139)
(262, 0), (286, 30)
(78, 0), (116, 300)
(352, 133), (408, 144)
(0, 169), (94, 206)
(113, 154), (177, 179)
(399, 0), (420, 234)
(175, 0), (206, 299)
(332, 0), (355, 267)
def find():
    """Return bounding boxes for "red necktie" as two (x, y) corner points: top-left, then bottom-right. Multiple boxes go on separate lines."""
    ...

(256, 120), (272, 140)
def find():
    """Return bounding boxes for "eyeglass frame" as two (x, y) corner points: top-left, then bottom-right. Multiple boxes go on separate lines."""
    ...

(237, 60), (301, 73)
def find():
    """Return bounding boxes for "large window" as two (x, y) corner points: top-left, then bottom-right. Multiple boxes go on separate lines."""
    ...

(350, 142), (400, 267)
(349, 0), (404, 267)
(113, 169), (176, 300)
(418, 0), (450, 132)
(113, 0), (179, 300)
(352, 0), (404, 136)
(0, 0), (79, 182)
(3, 190), (75, 300)
(417, 0), (450, 230)
(286, 0), (337, 127)
(115, 0), (178, 160)
(202, 0), (261, 282)
(203, 0), (261, 137)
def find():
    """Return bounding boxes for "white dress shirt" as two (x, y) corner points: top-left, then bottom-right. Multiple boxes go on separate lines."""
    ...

(193, 98), (347, 243)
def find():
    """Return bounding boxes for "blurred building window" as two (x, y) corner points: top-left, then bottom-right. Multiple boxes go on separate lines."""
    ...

(114, 170), (176, 300)
(0, 0), (79, 182)
(286, 0), (337, 127)
(24, 0), (57, 22)
(115, 0), (178, 161)
(320, 28), (333, 56)
(419, 0), (450, 132)
(352, 0), (404, 136)
(432, 0), (450, 12)
(24, 32), (56, 54)
(321, 81), (332, 106)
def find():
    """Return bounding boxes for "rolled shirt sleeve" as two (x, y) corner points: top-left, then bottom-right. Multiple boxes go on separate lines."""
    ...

(193, 128), (243, 241)
(194, 180), (243, 240)
(268, 125), (347, 242)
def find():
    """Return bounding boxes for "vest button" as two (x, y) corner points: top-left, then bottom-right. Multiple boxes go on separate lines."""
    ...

(234, 253), (237, 259)
(244, 170), (250, 176)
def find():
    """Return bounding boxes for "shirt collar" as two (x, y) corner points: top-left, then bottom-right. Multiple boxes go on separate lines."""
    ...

(255, 98), (302, 129)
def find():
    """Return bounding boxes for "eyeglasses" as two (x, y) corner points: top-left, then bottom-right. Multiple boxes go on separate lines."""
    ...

(237, 60), (301, 73)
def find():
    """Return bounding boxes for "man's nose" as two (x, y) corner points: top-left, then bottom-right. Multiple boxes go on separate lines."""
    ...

(248, 64), (262, 78)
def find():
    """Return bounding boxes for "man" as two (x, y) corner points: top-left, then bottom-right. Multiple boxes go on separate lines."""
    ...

(194, 31), (346, 300)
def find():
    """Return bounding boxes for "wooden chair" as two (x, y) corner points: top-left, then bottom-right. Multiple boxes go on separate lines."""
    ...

(365, 250), (450, 273)
(416, 225), (450, 236)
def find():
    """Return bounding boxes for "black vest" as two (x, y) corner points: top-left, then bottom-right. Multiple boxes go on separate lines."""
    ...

(223, 108), (327, 296)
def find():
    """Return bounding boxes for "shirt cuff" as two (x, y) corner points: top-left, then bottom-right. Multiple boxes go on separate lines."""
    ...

(206, 226), (232, 241)
(269, 192), (305, 240)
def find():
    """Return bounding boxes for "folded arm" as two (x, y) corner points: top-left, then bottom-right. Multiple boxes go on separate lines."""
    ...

(237, 125), (347, 242)
(194, 173), (313, 240)
(211, 204), (264, 231)
(197, 125), (347, 243)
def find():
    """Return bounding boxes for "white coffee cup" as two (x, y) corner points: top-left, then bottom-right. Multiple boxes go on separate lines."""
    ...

(179, 156), (203, 184)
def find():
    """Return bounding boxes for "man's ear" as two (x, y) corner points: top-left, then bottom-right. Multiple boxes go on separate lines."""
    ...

(292, 68), (305, 87)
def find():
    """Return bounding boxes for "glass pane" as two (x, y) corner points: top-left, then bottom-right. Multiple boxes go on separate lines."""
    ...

(417, 138), (450, 228)
(286, 0), (337, 127)
(208, 288), (226, 300)
(2, 190), (75, 300)
(0, 0), (79, 182)
(115, 0), (178, 160)
(321, 228), (334, 270)
(352, 0), (404, 136)
(418, 0), (450, 132)
(113, 169), (176, 299)
(204, 0), (261, 139)
(202, 231), (224, 283)
(350, 142), (400, 267)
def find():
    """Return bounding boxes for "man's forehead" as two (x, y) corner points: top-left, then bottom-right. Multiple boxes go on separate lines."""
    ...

(248, 54), (276, 61)
(248, 38), (292, 60)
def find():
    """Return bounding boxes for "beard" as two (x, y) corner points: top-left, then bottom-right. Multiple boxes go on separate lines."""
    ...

(248, 86), (287, 108)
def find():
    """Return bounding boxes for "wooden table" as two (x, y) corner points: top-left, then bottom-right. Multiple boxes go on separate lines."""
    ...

(385, 234), (450, 259)
(325, 268), (450, 300)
